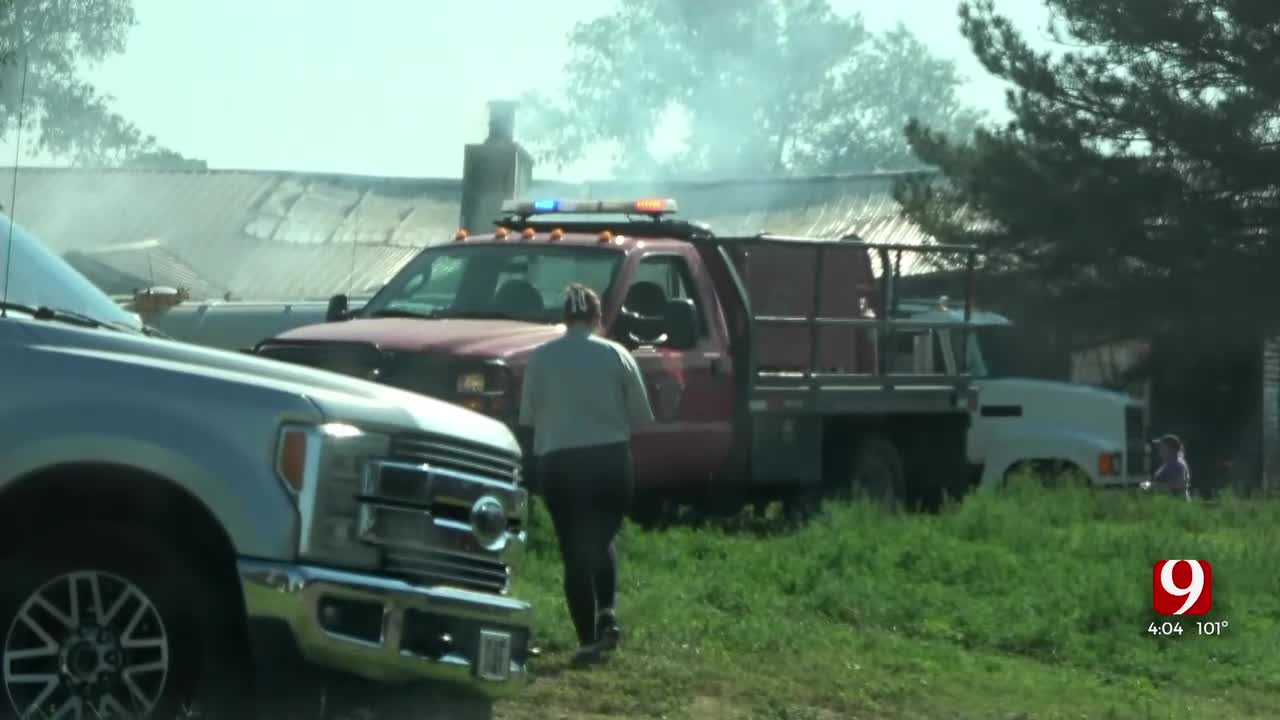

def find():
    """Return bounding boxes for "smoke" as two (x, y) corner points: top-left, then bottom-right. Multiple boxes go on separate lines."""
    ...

(520, 0), (985, 187)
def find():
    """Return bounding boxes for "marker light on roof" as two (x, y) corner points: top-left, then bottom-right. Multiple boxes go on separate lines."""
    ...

(598, 231), (614, 244)
(633, 198), (668, 213)
(521, 228), (536, 240)
(500, 198), (679, 216)
(454, 229), (468, 241)
(494, 227), (509, 240)
(549, 228), (564, 241)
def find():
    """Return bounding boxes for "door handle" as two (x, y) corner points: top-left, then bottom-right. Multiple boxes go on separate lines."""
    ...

(706, 353), (723, 376)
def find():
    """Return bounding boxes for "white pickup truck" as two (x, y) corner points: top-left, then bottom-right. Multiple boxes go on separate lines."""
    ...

(897, 299), (1149, 489)
(3, 216), (533, 718)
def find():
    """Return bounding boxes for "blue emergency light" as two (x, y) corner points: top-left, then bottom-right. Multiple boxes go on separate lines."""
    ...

(501, 198), (679, 216)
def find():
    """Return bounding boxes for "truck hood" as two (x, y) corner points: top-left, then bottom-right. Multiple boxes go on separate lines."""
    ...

(977, 377), (1137, 410)
(277, 317), (565, 360)
(27, 322), (519, 455)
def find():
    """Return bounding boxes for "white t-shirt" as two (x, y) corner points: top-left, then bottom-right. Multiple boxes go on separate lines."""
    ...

(518, 326), (655, 456)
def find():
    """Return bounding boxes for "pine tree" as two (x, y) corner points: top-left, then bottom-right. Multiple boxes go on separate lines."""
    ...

(896, 0), (1280, 344)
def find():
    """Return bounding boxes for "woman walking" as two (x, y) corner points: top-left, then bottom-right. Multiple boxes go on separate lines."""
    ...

(519, 283), (655, 665)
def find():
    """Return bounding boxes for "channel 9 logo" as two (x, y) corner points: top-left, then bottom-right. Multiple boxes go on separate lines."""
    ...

(1152, 560), (1213, 615)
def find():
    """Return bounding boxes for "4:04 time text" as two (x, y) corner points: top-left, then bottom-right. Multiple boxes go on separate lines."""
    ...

(1147, 620), (1229, 637)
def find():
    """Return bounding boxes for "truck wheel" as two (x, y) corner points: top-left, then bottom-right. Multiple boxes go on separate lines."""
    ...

(1003, 460), (1088, 490)
(847, 435), (905, 507)
(0, 525), (235, 719)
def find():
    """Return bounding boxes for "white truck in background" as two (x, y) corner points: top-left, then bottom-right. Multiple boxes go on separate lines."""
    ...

(896, 298), (1149, 489)
(120, 291), (374, 353)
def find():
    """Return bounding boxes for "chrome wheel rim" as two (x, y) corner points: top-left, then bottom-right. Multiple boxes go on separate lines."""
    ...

(4, 570), (170, 719)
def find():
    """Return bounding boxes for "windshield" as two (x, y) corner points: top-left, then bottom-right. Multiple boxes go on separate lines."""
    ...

(953, 325), (1032, 379)
(360, 244), (623, 323)
(0, 215), (143, 332)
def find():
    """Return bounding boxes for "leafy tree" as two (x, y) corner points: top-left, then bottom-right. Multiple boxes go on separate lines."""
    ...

(895, 0), (1280, 343)
(0, 0), (180, 165)
(121, 147), (208, 171)
(523, 0), (984, 178)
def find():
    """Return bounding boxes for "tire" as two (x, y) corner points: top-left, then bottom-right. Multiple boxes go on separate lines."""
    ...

(0, 523), (241, 720)
(846, 435), (906, 507)
(1003, 460), (1088, 490)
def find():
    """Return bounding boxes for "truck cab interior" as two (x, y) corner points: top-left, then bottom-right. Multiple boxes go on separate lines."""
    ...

(612, 265), (701, 352)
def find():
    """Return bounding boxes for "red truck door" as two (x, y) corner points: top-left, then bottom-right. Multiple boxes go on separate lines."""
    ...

(615, 250), (734, 490)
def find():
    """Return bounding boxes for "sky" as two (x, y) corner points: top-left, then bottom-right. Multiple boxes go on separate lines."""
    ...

(6, 0), (1055, 181)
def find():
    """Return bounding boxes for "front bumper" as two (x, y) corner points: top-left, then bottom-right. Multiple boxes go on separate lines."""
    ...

(237, 559), (532, 697)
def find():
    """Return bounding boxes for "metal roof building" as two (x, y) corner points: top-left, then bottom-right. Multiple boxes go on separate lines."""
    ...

(0, 166), (942, 301)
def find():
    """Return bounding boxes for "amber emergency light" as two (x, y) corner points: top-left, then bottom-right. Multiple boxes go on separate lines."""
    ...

(500, 197), (679, 216)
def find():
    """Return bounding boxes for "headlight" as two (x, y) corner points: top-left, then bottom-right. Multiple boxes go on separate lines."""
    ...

(454, 365), (513, 416)
(276, 421), (389, 569)
(457, 371), (486, 394)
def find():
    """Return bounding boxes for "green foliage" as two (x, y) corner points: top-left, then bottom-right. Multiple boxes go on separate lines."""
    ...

(523, 0), (984, 178)
(121, 147), (208, 171)
(506, 487), (1280, 718)
(0, 0), (186, 165)
(895, 0), (1280, 341)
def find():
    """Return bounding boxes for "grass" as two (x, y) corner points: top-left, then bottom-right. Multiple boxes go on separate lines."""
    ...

(492, 478), (1280, 720)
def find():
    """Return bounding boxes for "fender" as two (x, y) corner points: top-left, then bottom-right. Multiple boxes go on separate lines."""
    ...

(976, 428), (1119, 489)
(0, 403), (300, 560)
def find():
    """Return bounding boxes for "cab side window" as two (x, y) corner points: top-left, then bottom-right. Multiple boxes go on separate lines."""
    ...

(623, 255), (706, 347)
(633, 255), (693, 302)
(887, 329), (946, 374)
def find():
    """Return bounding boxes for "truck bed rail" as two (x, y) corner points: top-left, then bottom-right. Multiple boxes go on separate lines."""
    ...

(712, 234), (981, 415)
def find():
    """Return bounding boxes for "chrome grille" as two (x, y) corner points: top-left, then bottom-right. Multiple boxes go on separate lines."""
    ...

(356, 441), (527, 595)
(384, 548), (510, 594)
(391, 433), (521, 485)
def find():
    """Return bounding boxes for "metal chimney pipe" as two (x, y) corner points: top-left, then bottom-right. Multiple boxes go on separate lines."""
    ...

(486, 100), (518, 144)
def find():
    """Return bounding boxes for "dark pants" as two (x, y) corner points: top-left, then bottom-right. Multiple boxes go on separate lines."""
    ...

(539, 441), (634, 646)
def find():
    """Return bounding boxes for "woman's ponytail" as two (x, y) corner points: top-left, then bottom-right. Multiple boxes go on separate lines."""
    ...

(563, 283), (602, 327)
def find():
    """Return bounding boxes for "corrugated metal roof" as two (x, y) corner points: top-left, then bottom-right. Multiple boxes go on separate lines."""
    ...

(0, 167), (944, 300)
(63, 239), (225, 298)
(223, 242), (423, 301)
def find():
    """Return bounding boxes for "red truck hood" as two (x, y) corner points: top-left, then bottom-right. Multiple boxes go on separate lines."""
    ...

(276, 318), (565, 359)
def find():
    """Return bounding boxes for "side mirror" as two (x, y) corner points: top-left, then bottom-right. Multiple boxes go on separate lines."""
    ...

(325, 293), (350, 322)
(663, 299), (698, 350)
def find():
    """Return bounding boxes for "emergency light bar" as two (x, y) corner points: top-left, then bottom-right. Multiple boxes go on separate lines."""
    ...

(500, 198), (679, 217)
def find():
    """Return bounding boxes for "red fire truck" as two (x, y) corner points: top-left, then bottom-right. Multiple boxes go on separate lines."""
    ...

(252, 198), (981, 521)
